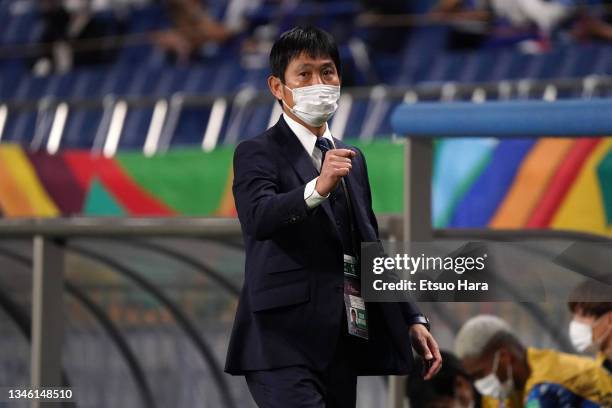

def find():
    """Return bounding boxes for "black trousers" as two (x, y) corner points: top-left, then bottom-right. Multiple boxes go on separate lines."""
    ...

(245, 316), (359, 408)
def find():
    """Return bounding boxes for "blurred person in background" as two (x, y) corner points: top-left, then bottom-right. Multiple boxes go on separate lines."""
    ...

(407, 350), (481, 408)
(431, 0), (576, 50)
(455, 314), (612, 408)
(223, 0), (263, 33)
(153, 0), (234, 63)
(430, 0), (491, 49)
(36, 0), (129, 73)
(568, 280), (612, 373)
(37, 0), (73, 72)
(573, 0), (612, 43)
(358, 0), (416, 53)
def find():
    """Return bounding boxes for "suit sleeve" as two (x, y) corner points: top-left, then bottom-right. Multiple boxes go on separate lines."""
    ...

(355, 147), (422, 323)
(232, 139), (310, 241)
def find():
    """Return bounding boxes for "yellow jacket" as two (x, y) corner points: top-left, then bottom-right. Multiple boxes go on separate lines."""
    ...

(481, 347), (612, 408)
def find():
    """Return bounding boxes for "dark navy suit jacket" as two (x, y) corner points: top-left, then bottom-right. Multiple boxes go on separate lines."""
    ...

(225, 116), (421, 375)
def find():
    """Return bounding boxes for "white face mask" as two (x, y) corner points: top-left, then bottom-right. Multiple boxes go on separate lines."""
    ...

(283, 84), (340, 127)
(569, 320), (595, 353)
(473, 351), (514, 400)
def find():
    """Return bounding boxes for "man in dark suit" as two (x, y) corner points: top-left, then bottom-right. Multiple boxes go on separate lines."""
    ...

(225, 25), (442, 408)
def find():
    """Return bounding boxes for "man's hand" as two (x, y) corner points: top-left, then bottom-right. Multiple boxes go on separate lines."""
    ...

(315, 148), (356, 196)
(409, 324), (443, 380)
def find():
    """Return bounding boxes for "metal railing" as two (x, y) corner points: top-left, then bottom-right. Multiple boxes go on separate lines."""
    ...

(0, 218), (247, 408)
(1, 214), (608, 407)
(2, 74), (612, 156)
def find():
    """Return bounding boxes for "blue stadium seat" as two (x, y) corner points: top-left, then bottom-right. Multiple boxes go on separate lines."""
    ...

(167, 105), (213, 147)
(504, 52), (536, 79)
(213, 61), (247, 93)
(62, 108), (104, 149)
(127, 4), (169, 33)
(182, 65), (218, 94)
(221, 99), (274, 146)
(13, 74), (51, 101)
(371, 100), (402, 137)
(393, 26), (449, 85)
(100, 65), (139, 97)
(1, 1), (611, 151)
(69, 68), (107, 99)
(242, 68), (271, 91)
(155, 66), (192, 95)
(1, 11), (41, 46)
(343, 100), (369, 139)
(594, 46), (612, 75)
(2, 110), (36, 144)
(45, 71), (80, 99)
(119, 108), (154, 150)
(0, 63), (26, 101)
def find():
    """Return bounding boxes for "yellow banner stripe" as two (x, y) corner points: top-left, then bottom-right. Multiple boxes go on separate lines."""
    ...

(551, 138), (612, 236)
(0, 145), (59, 217)
(0, 153), (35, 216)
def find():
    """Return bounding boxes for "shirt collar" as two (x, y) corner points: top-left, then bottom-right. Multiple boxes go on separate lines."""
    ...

(283, 113), (333, 157)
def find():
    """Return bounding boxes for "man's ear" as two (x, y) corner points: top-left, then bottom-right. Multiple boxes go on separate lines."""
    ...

(593, 311), (612, 338)
(268, 75), (283, 103)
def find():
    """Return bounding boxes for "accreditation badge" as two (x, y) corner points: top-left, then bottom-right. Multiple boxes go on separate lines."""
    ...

(343, 254), (369, 339)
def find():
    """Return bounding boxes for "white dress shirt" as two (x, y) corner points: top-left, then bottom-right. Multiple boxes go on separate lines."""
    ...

(282, 113), (332, 209)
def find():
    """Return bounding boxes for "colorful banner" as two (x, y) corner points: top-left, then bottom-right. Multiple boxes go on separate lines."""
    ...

(0, 138), (611, 237)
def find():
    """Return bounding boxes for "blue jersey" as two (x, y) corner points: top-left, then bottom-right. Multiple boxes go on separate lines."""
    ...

(526, 383), (602, 408)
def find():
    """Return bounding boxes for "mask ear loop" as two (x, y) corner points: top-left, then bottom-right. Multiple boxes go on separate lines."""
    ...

(505, 355), (513, 387)
(494, 349), (513, 386)
(279, 83), (294, 112)
(282, 99), (292, 112)
(491, 350), (500, 376)
(283, 84), (293, 94)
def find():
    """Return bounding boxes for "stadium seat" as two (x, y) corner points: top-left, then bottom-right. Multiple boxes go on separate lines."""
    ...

(1, 2), (612, 150)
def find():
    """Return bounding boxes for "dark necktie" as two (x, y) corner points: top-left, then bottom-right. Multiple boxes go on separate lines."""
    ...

(315, 137), (357, 256)
(315, 137), (333, 168)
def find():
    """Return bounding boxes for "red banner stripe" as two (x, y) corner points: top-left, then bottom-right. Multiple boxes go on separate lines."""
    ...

(63, 151), (175, 215)
(526, 138), (601, 228)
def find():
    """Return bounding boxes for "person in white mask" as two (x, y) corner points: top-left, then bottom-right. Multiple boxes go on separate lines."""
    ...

(225, 25), (442, 408)
(455, 315), (612, 408)
(567, 280), (612, 373)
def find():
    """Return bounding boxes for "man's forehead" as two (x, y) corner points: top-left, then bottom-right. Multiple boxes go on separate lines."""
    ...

(288, 53), (335, 67)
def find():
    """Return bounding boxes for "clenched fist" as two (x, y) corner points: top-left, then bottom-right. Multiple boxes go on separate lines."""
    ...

(315, 148), (357, 196)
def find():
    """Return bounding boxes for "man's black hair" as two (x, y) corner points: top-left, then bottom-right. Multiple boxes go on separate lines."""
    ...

(568, 280), (612, 318)
(269, 26), (342, 83)
(407, 351), (482, 408)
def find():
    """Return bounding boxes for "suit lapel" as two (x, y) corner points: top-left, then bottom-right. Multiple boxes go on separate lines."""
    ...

(274, 116), (318, 182)
(273, 117), (340, 238)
